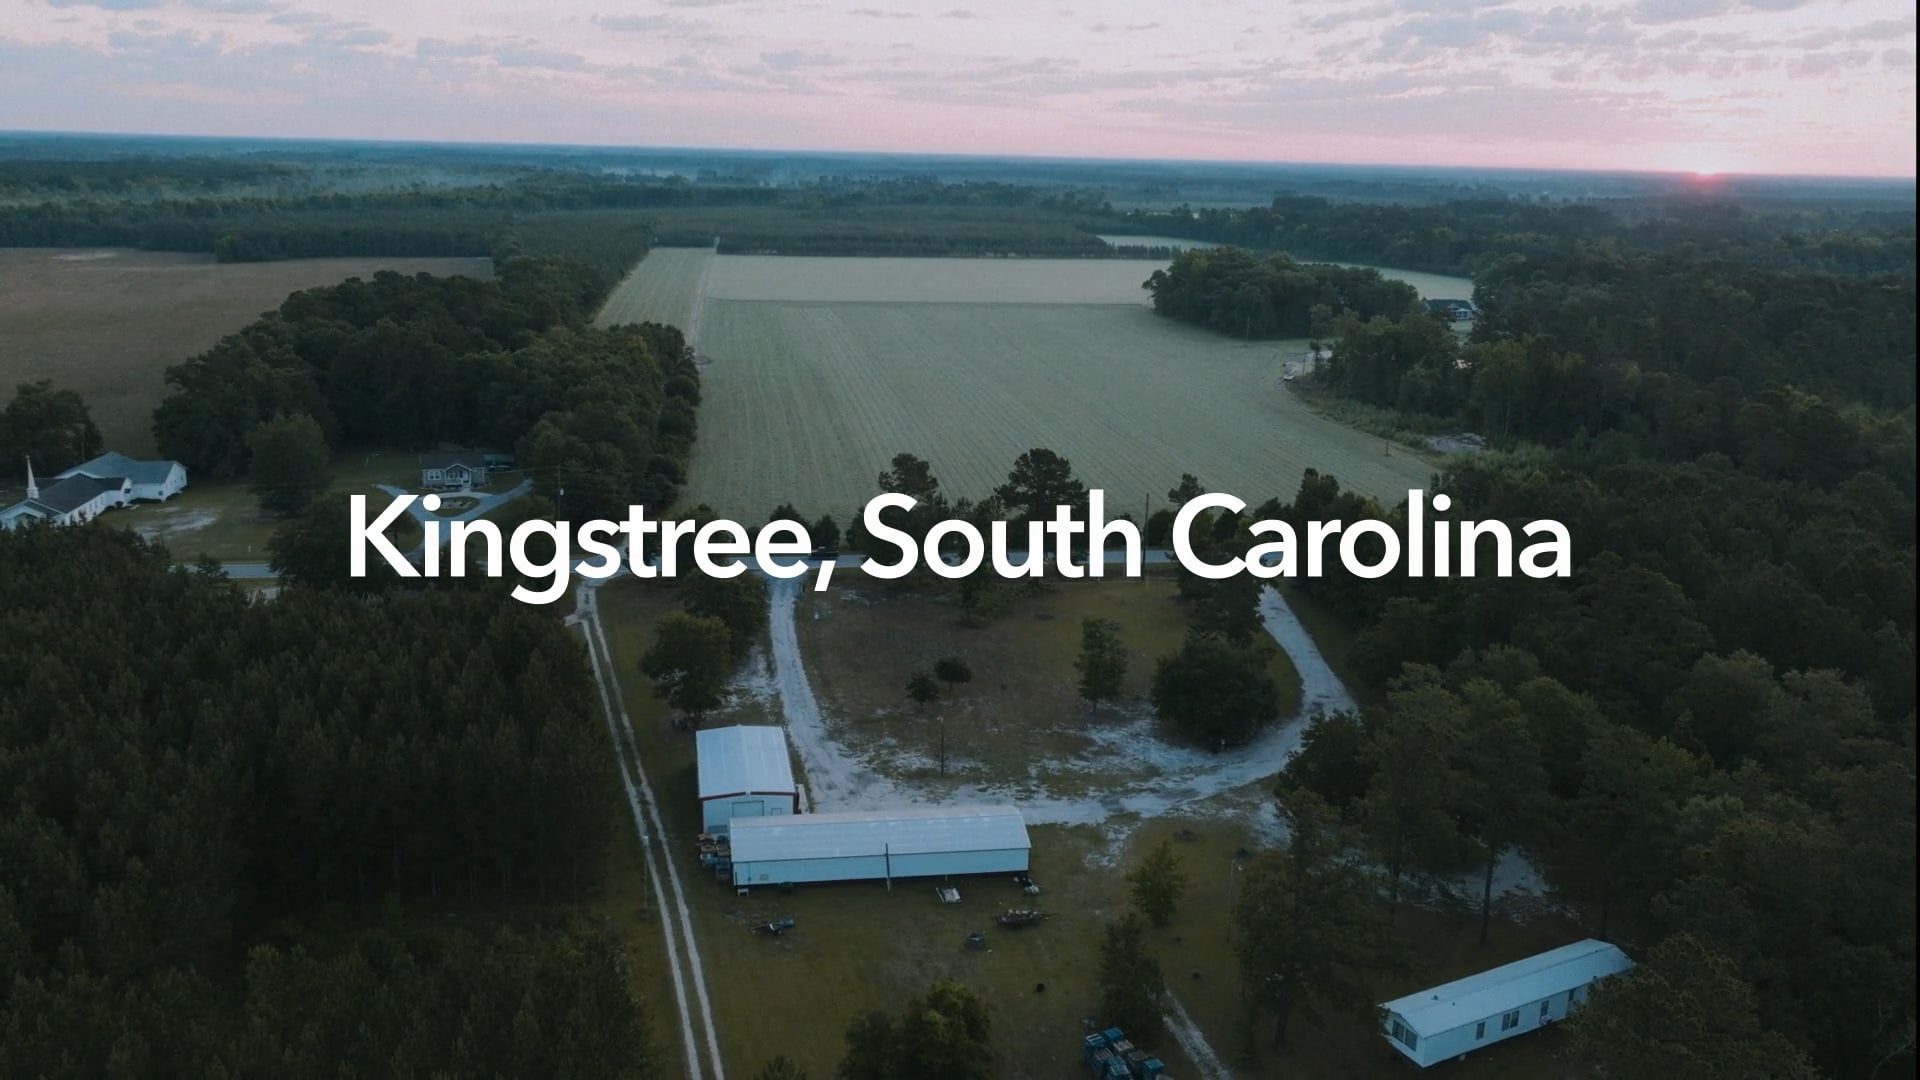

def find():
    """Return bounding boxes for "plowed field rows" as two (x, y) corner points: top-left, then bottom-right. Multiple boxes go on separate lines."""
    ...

(681, 298), (1433, 519)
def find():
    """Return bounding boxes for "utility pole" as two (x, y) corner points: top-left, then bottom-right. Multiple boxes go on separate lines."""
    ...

(1225, 858), (1242, 942)
(938, 714), (947, 778)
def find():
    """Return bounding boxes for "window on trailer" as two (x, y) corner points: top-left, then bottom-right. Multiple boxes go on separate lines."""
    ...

(1502, 1009), (1520, 1031)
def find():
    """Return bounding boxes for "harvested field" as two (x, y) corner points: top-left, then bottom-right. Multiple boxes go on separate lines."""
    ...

(594, 246), (713, 331)
(682, 297), (1433, 519)
(703, 254), (1166, 305)
(0, 249), (493, 455)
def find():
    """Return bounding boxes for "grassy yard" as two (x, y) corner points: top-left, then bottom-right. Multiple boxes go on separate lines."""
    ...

(593, 577), (1588, 1079)
(99, 451), (427, 562)
(794, 573), (1301, 794)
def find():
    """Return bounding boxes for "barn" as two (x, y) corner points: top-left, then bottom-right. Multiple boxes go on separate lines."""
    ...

(1379, 939), (1633, 1068)
(696, 725), (800, 835)
(728, 805), (1030, 888)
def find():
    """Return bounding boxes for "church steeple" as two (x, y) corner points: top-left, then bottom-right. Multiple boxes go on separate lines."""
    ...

(25, 455), (38, 501)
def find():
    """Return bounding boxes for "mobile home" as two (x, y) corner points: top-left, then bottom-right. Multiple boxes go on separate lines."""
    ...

(1379, 939), (1632, 1068)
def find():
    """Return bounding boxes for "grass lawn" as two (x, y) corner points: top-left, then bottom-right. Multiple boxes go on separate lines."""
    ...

(794, 572), (1301, 793)
(594, 577), (1584, 1079)
(100, 451), (426, 562)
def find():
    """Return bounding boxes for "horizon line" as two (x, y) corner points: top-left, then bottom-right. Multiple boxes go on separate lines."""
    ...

(4, 126), (1915, 186)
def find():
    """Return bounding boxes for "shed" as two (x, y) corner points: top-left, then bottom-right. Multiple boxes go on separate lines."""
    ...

(696, 725), (799, 834)
(1379, 939), (1632, 1068)
(728, 805), (1030, 888)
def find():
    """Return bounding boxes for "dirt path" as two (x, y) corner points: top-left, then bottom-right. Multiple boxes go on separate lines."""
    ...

(573, 581), (727, 1080)
(764, 578), (1353, 828)
(1162, 992), (1233, 1080)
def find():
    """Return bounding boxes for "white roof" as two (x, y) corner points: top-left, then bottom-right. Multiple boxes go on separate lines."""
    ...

(728, 805), (1031, 863)
(1381, 939), (1633, 1037)
(695, 725), (796, 800)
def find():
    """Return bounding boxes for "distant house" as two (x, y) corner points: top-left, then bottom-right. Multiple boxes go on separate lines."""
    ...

(1379, 939), (1633, 1068)
(1425, 298), (1478, 321)
(60, 451), (188, 502)
(2, 451), (187, 531)
(419, 452), (490, 491)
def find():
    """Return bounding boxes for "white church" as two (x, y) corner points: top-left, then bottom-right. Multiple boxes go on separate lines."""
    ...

(1, 451), (189, 531)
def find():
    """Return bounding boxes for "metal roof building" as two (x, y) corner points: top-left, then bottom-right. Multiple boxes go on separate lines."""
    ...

(1379, 939), (1633, 1068)
(728, 805), (1031, 888)
(695, 725), (799, 834)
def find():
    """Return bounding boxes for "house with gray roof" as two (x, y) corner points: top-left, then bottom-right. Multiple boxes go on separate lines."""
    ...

(2, 451), (188, 531)
(419, 452), (491, 491)
(59, 451), (188, 502)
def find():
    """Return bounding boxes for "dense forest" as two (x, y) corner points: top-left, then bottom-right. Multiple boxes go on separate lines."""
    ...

(150, 255), (700, 518)
(0, 526), (658, 1076)
(1115, 194), (1918, 278)
(1144, 229), (1918, 1073)
(1142, 247), (1424, 338)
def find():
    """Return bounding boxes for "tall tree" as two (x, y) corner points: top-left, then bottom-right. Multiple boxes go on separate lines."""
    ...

(247, 413), (330, 516)
(994, 447), (1088, 522)
(1358, 671), (1473, 918)
(0, 379), (100, 473)
(1567, 934), (1819, 1080)
(1075, 617), (1129, 714)
(268, 490), (407, 591)
(1127, 838), (1190, 928)
(681, 571), (768, 662)
(1233, 790), (1398, 1045)
(640, 612), (734, 723)
(1151, 630), (1280, 748)
(1451, 679), (1549, 945)
(838, 981), (991, 1080)
(1097, 914), (1167, 1043)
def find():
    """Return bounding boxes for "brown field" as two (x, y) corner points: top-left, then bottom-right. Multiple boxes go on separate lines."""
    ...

(595, 246), (713, 332)
(0, 249), (494, 455)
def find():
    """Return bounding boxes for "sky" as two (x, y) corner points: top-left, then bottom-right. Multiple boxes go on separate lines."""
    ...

(0, 0), (1914, 177)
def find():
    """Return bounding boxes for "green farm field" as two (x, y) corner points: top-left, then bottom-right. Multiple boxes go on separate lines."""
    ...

(597, 253), (1459, 520)
(0, 248), (493, 456)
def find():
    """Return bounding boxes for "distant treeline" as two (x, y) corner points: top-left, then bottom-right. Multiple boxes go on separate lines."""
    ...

(0, 168), (1129, 261)
(1112, 194), (1918, 278)
(1142, 247), (1422, 338)
(0, 526), (659, 1076)
(1309, 247), (1918, 436)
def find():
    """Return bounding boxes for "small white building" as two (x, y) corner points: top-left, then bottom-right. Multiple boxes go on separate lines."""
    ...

(419, 452), (490, 491)
(59, 451), (188, 502)
(1379, 939), (1633, 1068)
(728, 805), (1031, 888)
(696, 725), (800, 835)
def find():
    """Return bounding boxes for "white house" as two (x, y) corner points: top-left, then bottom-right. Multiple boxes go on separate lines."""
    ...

(1379, 939), (1633, 1068)
(59, 451), (188, 502)
(419, 452), (490, 491)
(3, 451), (189, 531)
(0, 459), (131, 530)
(697, 725), (800, 835)
(728, 805), (1031, 889)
